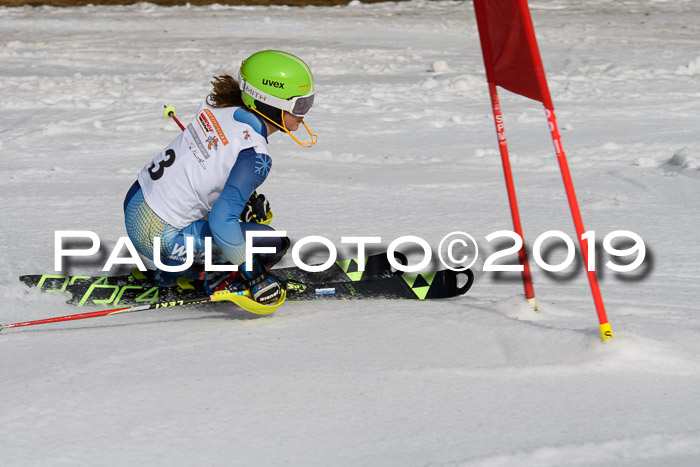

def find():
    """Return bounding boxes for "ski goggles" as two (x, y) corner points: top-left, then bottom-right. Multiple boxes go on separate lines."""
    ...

(239, 73), (314, 117)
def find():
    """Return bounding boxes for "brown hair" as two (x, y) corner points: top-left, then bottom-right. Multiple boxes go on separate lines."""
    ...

(207, 74), (246, 108)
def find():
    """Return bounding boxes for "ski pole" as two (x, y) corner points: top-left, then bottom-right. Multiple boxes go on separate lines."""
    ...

(163, 105), (185, 130)
(1, 289), (286, 332)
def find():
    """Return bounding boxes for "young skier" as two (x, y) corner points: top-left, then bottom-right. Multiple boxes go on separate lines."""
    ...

(123, 50), (316, 305)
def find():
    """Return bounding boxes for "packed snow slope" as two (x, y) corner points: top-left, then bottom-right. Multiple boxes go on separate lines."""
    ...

(1, 1), (700, 465)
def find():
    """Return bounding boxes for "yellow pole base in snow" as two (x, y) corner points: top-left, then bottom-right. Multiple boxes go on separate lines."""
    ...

(526, 297), (538, 312)
(600, 322), (614, 341)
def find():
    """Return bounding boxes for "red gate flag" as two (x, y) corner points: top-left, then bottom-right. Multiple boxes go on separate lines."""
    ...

(473, 0), (613, 340)
(473, 0), (553, 109)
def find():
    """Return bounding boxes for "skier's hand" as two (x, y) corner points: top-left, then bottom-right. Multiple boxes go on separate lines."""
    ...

(240, 191), (272, 224)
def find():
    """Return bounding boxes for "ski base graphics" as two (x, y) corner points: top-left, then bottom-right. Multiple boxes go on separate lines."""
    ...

(19, 268), (474, 308)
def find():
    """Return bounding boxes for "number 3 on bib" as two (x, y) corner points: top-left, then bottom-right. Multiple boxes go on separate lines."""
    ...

(149, 149), (177, 181)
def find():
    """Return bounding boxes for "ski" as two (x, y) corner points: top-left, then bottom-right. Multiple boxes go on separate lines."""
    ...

(19, 250), (406, 294)
(4, 269), (473, 331)
(19, 268), (474, 308)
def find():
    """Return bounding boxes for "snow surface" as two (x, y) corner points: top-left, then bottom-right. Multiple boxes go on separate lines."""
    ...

(2, 0), (700, 465)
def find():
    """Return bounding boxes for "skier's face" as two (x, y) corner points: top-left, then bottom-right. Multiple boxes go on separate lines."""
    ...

(283, 111), (304, 132)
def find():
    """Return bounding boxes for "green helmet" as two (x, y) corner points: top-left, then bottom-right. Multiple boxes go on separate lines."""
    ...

(238, 50), (315, 117)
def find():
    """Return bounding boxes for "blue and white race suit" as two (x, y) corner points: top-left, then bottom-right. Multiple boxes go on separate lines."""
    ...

(124, 103), (282, 276)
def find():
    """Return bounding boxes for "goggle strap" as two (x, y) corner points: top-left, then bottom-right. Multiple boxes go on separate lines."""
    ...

(250, 108), (317, 148)
(301, 121), (318, 146)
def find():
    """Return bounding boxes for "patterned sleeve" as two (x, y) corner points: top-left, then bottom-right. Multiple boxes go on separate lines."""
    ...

(208, 147), (272, 265)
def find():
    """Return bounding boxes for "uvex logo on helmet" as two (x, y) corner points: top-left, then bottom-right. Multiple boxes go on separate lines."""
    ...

(262, 78), (285, 89)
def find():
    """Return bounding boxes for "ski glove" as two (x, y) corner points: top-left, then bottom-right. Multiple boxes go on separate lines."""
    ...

(238, 258), (284, 304)
(240, 191), (272, 225)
